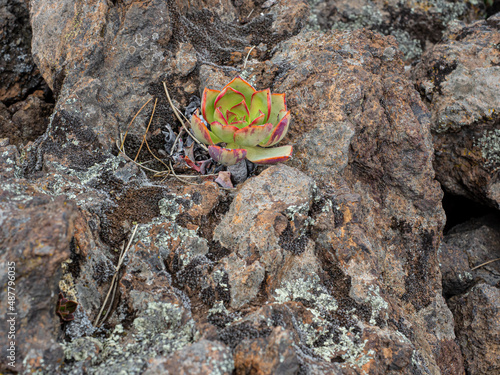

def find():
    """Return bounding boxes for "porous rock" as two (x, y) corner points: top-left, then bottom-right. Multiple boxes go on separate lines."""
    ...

(268, 29), (460, 374)
(0, 92), (53, 145)
(0, 146), (77, 374)
(143, 339), (234, 375)
(10, 0), (483, 374)
(0, 0), (45, 104)
(449, 283), (500, 375)
(307, 0), (487, 61)
(439, 214), (500, 297)
(412, 14), (500, 208)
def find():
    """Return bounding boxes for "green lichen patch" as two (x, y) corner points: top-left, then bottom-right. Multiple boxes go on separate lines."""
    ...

(274, 275), (338, 313)
(62, 302), (197, 374)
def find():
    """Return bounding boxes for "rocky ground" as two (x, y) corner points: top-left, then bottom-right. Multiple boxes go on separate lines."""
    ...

(0, 0), (499, 374)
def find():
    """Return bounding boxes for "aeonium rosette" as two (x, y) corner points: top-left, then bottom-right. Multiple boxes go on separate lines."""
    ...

(190, 76), (292, 166)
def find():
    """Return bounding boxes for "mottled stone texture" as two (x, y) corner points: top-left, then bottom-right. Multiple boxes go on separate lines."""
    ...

(0, 0), (44, 104)
(449, 284), (500, 375)
(0, 0), (53, 146)
(4, 0), (496, 373)
(0, 91), (53, 145)
(413, 14), (500, 209)
(440, 215), (500, 374)
(440, 215), (500, 297)
(0, 144), (77, 374)
(307, 0), (487, 61)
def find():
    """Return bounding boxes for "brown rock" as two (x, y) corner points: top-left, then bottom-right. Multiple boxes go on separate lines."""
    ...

(449, 283), (500, 374)
(233, 327), (300, 375)
(211, 164), (317, 309)
(268, 28), (458, 373)
(0, 94), (53, 145)
(17, 0), (478, 374)
(0, 163), (77, 374)
(412, 14), (500, 208)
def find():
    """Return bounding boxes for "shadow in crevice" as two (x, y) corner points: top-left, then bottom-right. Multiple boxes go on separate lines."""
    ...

(442, 191), (498, 233)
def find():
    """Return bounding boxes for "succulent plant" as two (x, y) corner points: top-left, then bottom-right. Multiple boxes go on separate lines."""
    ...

(56, 293), (78, 322)
(190, 77), (292, 166)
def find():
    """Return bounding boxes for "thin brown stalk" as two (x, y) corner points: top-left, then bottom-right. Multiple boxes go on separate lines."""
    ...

(144, 136), (170, 170)
(119, 150), (166, 174)
(169, 160), (198, 185)
(162, 81), (208, 151)
(243, 46), (256, 69)
(471, 257), (500, 271)
(120, 98), (153, 152)
(94, 224), (139, 327)
(134, 98), (158, 162)
(170, 128), (184, 156)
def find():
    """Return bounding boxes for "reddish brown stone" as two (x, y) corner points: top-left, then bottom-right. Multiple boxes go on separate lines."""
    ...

(0, 165), (77, 374)
(449, 283), (500, 374)
(234, 327), (300, 375)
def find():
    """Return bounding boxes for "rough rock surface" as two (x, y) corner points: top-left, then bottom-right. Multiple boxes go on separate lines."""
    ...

(412, 14), (500, 209)
(439, 214), (500, 297)
(0, 91), (53, 145)
(0, 0), (53, 146)
(200, 26), (462, 373)
(0, 0), (45, 104)
(0, 144), (77, 373)
(307, 0), (487, 61)
(449, 283), (500, 375)
(2, 0), (497, 374)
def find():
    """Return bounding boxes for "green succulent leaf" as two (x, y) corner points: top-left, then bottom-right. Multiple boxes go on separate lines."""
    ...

(190, 111), (221, 145)
(198, 77), (292, 166)
(214, 107), (228, 125)
(202, 88), (219, 124)
(245, 145), (293, 164)
(208, 145), (247, 166)
(249, 89), (271, 123)
(234, 123), (273, 147)
(259, 110), (290, 147)
(64, 301), (79, 313)
(229, 100), (250, 121)
(211, 121), (239, 143)
(249, 110), (266, 126)
(268, 93), (287, 125)
(215, 87), (246, 114)
(230, 121), (247, 129)
(227, 77), (257, 106)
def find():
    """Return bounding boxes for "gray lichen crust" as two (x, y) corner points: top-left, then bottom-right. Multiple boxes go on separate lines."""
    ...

(62, 302), (197, 375)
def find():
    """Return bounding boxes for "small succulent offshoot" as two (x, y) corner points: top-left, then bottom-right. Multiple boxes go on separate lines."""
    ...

(190, 76), (292, 166)
(56, 292), (78, 322)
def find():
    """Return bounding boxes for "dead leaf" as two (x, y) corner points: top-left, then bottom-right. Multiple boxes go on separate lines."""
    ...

(215, 171), (233, 189)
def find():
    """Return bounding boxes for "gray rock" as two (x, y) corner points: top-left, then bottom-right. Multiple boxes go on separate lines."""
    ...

(412, 14), (500, 208)
(307, 0), (487, 61)
(440, 214), (500, 297)
(143, 339), (234, 375)
(227, 159), (248, 185)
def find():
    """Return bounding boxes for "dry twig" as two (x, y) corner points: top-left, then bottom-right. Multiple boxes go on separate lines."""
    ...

(162, 81), (208, 151)
(244, 46), (256, 69)
(94, 224), (139, 327)
(471, 257), (500, 271)
(119, 98), (153, 152)
(134, 98), (158, 162)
